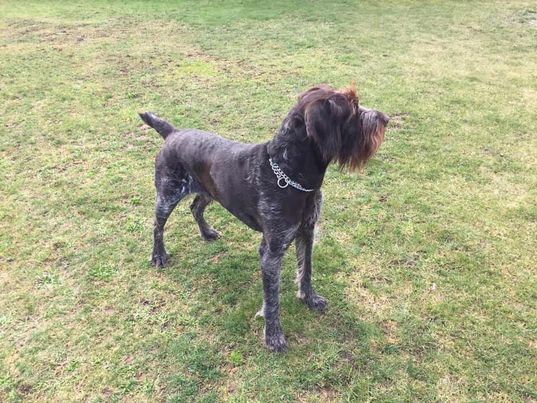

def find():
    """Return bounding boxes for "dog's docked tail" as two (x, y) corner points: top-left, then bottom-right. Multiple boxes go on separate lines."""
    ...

(139, 112), (176, 139)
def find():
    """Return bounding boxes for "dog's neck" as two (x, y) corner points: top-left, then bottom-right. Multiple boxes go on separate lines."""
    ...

(267, 114), (328, 190)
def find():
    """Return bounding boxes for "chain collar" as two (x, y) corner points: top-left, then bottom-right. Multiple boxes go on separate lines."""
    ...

(268, 158), (315, 192)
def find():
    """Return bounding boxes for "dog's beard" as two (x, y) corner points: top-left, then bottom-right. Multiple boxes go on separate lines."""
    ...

(354, 111), (386, 171)
(334, 111), (387, 172)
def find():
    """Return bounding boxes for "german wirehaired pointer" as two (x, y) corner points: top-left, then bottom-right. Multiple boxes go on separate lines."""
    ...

(139, 84), (389, 352)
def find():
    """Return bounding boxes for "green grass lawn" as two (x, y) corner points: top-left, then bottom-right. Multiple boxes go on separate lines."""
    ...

(1, 0), (536, 401)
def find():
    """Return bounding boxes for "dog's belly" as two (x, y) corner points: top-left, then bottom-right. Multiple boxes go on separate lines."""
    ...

(221, 204), (262, 232)
(209, 166), (263, 232)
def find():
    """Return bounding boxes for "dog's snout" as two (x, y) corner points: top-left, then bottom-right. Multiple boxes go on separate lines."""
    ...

(380, 112), (390, 124)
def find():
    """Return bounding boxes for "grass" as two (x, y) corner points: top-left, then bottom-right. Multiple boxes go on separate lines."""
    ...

(1, 0), (536, 401)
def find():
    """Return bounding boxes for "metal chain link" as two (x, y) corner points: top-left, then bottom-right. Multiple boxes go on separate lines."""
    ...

(268, 158), (315, 192)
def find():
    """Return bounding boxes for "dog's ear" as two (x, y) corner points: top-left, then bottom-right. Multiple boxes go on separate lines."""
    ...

(304, 95), (350, 163)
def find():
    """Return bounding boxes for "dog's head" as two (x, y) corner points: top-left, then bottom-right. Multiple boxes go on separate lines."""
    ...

(297, 84), (389, 170)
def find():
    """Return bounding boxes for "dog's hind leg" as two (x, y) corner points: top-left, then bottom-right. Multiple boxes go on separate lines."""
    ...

(190, 194), (220, 241)
(152, 176), (188, 268)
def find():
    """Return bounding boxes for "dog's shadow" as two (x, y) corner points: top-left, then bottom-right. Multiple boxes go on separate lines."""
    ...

(159, 207), (379, 353)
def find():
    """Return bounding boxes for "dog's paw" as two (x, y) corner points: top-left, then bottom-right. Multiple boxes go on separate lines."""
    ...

(264, 328), (288, 353)
(301, 293), (328, 311)
(201, 228), (220, 241)
(255, 302), (266, 319)
(151, 253), (169, 268)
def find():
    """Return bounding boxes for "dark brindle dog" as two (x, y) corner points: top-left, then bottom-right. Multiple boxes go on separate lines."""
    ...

(139, 84), (389, 352)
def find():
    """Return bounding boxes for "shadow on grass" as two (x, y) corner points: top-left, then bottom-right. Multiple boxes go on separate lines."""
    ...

(156, 222), (384, 400)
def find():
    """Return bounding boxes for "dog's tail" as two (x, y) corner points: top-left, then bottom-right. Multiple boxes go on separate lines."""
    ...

(138, 112), (176, 139)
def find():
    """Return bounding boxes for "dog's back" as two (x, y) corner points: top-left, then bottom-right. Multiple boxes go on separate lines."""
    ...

(141, 113), (267, 231)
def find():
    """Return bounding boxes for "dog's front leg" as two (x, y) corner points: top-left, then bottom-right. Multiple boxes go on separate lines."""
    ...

(296, 226), (327, 311)
(261, 247), (287, 352)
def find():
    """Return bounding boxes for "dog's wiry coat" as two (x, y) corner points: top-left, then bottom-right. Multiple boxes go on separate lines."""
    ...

(140, 85), (389, 351)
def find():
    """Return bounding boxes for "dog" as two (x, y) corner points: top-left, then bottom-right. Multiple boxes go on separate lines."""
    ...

(139, 84), (389, 352)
